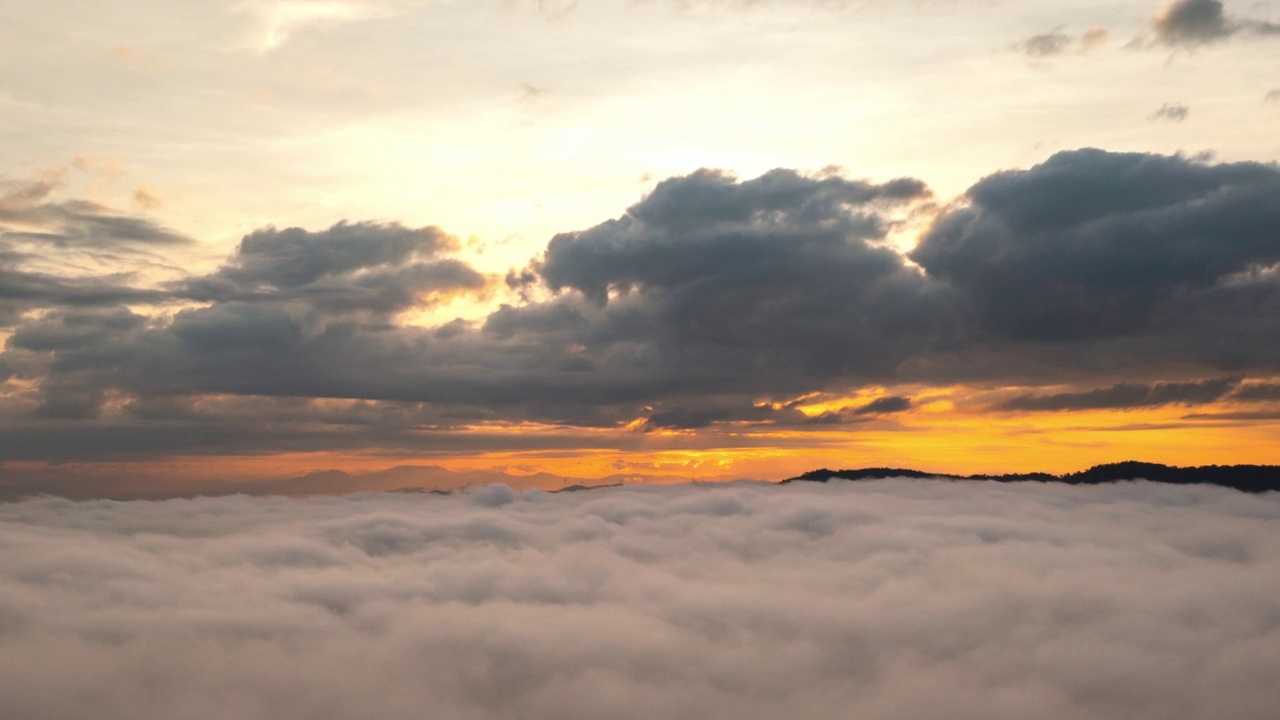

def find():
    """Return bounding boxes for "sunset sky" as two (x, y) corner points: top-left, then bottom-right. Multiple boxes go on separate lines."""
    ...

(4, 0), (1280, 496)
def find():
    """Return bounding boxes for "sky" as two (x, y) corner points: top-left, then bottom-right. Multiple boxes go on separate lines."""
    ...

(3, 0), (1280, 495)
(2, 480), (1279, 718)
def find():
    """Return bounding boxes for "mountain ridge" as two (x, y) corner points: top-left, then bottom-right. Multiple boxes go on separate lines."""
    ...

(782, 461), (1280, 493)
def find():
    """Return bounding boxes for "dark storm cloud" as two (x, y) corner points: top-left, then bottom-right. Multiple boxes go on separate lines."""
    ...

(1147, 0), (1280, 47)
(0, 264), (165, 325)
(2, 220), (491, 428)
(1151, 102), (1189, 121)
(3, 308), (153, 418)
(997, 377), (1240, 412)
(155, 168), (933, 408)
(182, 221), (487, 315)
(5, 149), (1280, 463)
(1, 482), (1278, 719)
(509, 168), (947, 396)
(538, 168), (928, 303)
(210, 221), (453, 289)
(911, 148), (1280, 345)
(8, 307), (147, 353)
(0, 167), (955, 460)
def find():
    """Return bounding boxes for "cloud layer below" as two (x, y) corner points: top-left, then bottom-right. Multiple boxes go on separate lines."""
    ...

(2, 480), (1278, 719)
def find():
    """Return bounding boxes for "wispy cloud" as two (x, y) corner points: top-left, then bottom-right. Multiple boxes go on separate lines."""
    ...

(1013, 26), (1111, 58)
(1015, 29), (1073, 58)
(997, 377), (1240, 412)
(1151, 102), (1190, 122)
(235, 0), (394, 51)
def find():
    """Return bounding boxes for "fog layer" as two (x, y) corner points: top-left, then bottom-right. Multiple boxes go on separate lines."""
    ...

(1, 480), (1278, 719)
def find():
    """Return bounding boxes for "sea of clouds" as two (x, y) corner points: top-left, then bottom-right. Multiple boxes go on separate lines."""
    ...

(1, 479), (1278, 719)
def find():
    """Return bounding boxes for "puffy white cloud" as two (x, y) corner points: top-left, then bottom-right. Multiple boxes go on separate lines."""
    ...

(1, 479), (1278, 719)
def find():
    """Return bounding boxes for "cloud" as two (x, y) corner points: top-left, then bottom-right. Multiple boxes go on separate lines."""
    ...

(0, 173), (192, 325)
(1151, 102), (1189, 122)
(631, 393), (916, 431)
(0, 265), (165, 323)
(139, 168), (935, 429)
(801, 395), (914, 425)
(473, 167), (948, 409)
(911, 148), (1280, 346)
(0, 481), (1278, 719)
(851, 395), (912, 414)
(5, 150), (1280, 463)
(0, 175), (192, 251)
(1013, 27), (1110, 58)
(641, 400), (799, 430)
(511, 0), (887, 19)
(1022, 1), (1278, 53)
(1, 218), (490, 428)
(526, 0), (579, 20)
(1146, 0), (1280, 47)
(997, 377), (1241, 412)
(209, 221), (454, 288)
(1015, 29), (1073, 57)
(182, 220), (487, 315)
(1266, 89), (1280, 103)
(537, 168), (929, 303)
(131, 186), (162, 210)
(1081, 26), (1111, 51)
(236, 0), (393, 51)
(1231, 383), (1280, 401)
(1153, 0), (1234, 45)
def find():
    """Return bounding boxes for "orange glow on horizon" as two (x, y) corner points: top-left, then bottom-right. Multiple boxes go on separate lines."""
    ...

(10, 389), (1280, 498)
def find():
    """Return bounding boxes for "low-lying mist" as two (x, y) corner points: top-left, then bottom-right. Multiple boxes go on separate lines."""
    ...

(2, 479), (1278, 719)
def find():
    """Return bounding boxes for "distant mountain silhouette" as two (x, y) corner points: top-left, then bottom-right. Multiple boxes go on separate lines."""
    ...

(551, 483), (624, 493)
(783, 462), (1280, 493)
